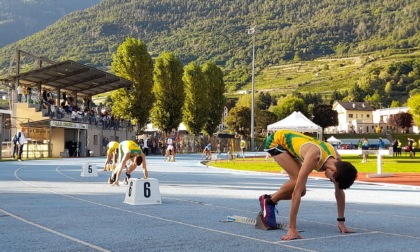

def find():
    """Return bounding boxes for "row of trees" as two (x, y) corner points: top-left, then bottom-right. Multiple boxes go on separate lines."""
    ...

(108, 36), (420, 136)
(224, 90), (420, 137)
(108, 37), (226, 135)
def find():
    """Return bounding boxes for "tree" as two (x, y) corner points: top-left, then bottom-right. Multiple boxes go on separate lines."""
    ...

(258, 92), (273, 110)
(390, 100), (401, 108)
(364, 91), (381, 109)
(225, 106), (251, 136)
(407, 93), (420, 127)
(255, 110), (278, 134)
(348, 83), (365, 102)
(182, 62), (208, 135)
(202, 61), (226, 136)
(111, 37), (154, 127)
(271, 96), (306, 120)
(312, 104), (338, 131)
(151, 51), (185, 133)
(388, 112), (414, 133)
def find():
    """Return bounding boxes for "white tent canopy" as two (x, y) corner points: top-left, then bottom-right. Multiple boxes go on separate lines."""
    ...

(267, 111), (322, 139)
(326, 136), (341, 144)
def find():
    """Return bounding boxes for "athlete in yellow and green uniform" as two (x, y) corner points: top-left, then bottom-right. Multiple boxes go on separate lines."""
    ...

(109, 140), (148, 186)
(103, 141), (119, 171)
(259, 129), (357, 241)
(265, 130), (337, 171)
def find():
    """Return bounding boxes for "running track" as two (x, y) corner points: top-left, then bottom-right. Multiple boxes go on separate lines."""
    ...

(1, 154), (419, 251)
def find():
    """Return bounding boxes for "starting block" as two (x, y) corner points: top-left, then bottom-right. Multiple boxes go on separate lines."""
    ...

(124, 178), (162, 205)
(81, 163), (98, 177)
(222, 213), (299, 231)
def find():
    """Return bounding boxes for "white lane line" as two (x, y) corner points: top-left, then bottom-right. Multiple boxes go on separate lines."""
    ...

(0, 208), (110, 252)
(274, 231), (380, 244)
(56, 166), (84, 182)
(13, 168), (318, 252)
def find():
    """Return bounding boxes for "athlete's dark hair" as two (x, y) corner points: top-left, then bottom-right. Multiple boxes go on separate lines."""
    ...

(334, 161), (358, 189)
(135, 155), (143, 166)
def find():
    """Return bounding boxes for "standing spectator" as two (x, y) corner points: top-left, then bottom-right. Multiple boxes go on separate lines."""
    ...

(378, 137), (384, 149)
(13, 129), (26, 161)
(143, 138), (149, 156)
(361, 137), (369, 163)
(408, 138), (415, 158)
(392, 139), (399, 157)
(62, 92), (67, 104)
(22, 86), (28, 102)
(17, 85), (23, 102)
(240, 136), (246, 159)
(42, 87), (48, 103)
(27, 86), (32, 102)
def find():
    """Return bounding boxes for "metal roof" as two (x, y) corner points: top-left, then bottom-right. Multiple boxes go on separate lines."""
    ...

(0, 60), (132, 97)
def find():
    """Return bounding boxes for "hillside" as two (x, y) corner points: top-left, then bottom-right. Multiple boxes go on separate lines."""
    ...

(0, 0), (419, 101)
(0, 0), (100, 47)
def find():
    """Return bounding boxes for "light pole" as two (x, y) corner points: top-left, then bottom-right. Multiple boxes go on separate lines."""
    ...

(248, 26), (256, 151)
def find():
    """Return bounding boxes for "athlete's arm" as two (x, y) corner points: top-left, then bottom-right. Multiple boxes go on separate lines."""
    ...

(141, 152), (148, 178)
(282, 147), (318, 240)
(334, 183), (354, 233)
(113, 152), (131, 185)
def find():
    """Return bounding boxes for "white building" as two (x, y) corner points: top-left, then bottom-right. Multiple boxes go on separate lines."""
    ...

(326, 101), (418, 134)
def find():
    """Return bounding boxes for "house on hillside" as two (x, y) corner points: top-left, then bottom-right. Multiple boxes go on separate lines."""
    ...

(326, 102), (418, 134)
(328, 101), (375, 134)
(373, 107), (418, 133)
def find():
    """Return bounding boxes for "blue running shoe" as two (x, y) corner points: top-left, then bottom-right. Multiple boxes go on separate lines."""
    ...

(259, 194), (277, 229)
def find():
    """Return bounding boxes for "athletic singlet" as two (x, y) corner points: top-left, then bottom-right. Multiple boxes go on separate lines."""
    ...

(265, 130), (336, 171)
(118, 140), (142, 163)
(107, 141), (119, 153)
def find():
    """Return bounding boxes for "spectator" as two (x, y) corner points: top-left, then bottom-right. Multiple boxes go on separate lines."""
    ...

(408, 138), (415, 158)
(17, 85), (23, 102)
(361, 137), (369, 163)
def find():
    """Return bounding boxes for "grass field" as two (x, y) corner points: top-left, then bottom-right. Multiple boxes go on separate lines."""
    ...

(207, 154), (420, 174)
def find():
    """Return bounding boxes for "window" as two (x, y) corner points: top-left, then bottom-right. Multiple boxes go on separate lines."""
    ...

(349, 114), (353, 118)
(367, 114), (370, 118)
(94, 135), (98, 145)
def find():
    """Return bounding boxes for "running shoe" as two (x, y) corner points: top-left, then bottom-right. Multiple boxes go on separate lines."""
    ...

(108, 173), (116, 184)
(259, 194), (277, 229)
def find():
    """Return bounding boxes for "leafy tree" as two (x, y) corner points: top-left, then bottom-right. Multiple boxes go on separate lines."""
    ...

(110, 89), (128, 117)
(312, 104), (338, 131)
(258, 92), (273, 110)
(202, 62), (226, 136)
(390, 100), (401, 108)
(151, 51), (184, 133)
(111, 37), (154, 127)
(182, 62), (208, 135)
(225, 106), (251, 136)
(272, 96), (306, 120)
(348, 83), (365, 102)
(407, 94), (420, 127)
(388, 112), (414, 133)
(329, 90), (348, 105)
(364, 91), (381, 109)
(255, 110), (278, 133)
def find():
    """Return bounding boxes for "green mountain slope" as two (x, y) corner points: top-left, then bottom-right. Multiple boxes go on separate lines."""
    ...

(0, 0), (419, 100)
(0, 0), (100, 47)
